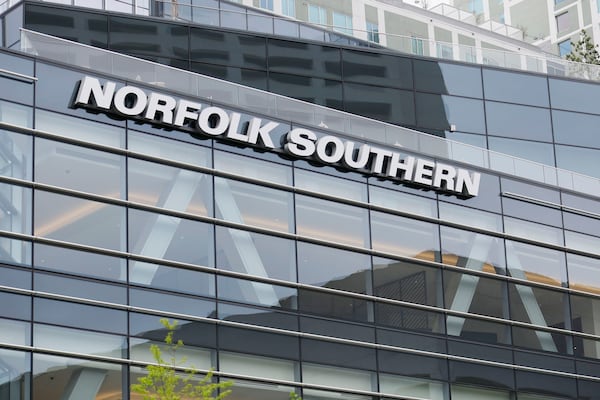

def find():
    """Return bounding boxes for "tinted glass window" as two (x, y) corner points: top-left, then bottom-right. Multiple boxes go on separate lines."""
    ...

(109, 16), (188, 60)
(268, 39), (341, 79)
(34, 243), (126, 281)
(440, 227), (506, 273)
(485, 101), (552, 142)
(373, 257), (442, 307)
(129, 261), (215, 296)
(553, 109), (600, 148)
(0, 75), (33, 106)
(216, 226), (296, 282)
(215, 177), (294, 233)
(0, 130), (32, 181)
(488, 137), (555, 166)
(24, 4), (108, 47)
(555, 145), (600, 178)
(34, 298), (126, 333)
(506, 240), (567, 286)
(342, 49), (412, 89)
(416, 93), (485, 134)
(298, 242), (371, 294)
(502, 197), (562, 227)
(302, 339), (376, 370)
(299, 289), (371, 323)
(0, 291), (31, 320)
(190, 63), (268, 90)
(191, 28), (266, 69)
(296, 195), (369, 247)
(508, 284), (569, 352)
(371, 211), (439, 261)
(269, 72), (342, 109)
(442, 171), (501, 213)
(128, 159), (212, 216)
(567, 253), (600, 295)
(218, 275), (296, 309)
(34, 272), (126, 303)
(344, 82), (414, 126)
(444, 269), (508, 319)
(34, 190), (125, 251)
(35, 63), (127, 127)
(414, 60), (482, 98)
(549, 78), (600, 114)
(483, 69), (549, 107)
(36, 138), (125, 198)
(128, 208), (214, 267)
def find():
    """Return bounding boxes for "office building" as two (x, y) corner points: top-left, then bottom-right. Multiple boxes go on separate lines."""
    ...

(1, 1), (600, 399)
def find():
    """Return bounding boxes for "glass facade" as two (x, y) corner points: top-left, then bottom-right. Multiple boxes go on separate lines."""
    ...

(16, 1), (600, 179)
(2, 6), (600, 400)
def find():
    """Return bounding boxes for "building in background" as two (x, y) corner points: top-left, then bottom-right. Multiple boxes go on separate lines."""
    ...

(245, 0), (599, 58)
(1, 1), (600, 400)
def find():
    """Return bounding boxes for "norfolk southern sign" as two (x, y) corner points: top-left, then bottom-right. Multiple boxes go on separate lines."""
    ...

(73, 76), (481, 197)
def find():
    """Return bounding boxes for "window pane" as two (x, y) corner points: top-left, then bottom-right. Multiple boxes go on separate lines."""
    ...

(373, 257), (442, 307)
(567, 253), (600, 294)
(380, 373), (447, 400)
(414, 60), (483, 97)
(376, 302), (445, 334)
(34, 324), (125, 358)
(215, 177), (294, 233)
(504, 217), (564, 246)
(34, 271), (126, 304)
(34, 298), (126, 334)
(128, 208), (214, 267)
(216, 226), (296, 282)
(128, 159), (212, 216)
(0, 100), (32, 128)
(130, 261), (214, 296)
(438, 202), (502, 232)
(441, 226), (505, 274)
(218, 275), (296, 309)
(371, 211), (439, 261)
(214, 150), (292, 185)
(0, 348), (29, 400)
(0, 183), (31, 235)
(295, 169), (367, 202)
(296, 195), (368, 247)
(220, 352), (296, 381)
(35, 138), (125, 198)
(369, 185), (437, 218)
(0, 236), (31, 267)
(485, 101), (552, 142)
(483, 69), (549, 107)
(416, 93), (485, 134)
(508, 284), (569, 353)
(298, 242), (371, 294)
(36, 109), (124, 148)
(0, 130), (32, 180)
(267, 39), (341, 80)
(342, 49), (412, 89)
(506, 240), (567, 286)
(444, 268), (508, 319)
(34, 190), (125, 251)
(33, 354), (123, 400)
(299, 288), (371, 323)
(303, 363), (373, 392)
(128, 130), (211, 167)
(34, 243), (126, 281)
